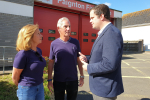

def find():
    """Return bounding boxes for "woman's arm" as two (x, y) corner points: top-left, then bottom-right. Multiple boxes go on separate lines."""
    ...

(12, 67), (23, 86)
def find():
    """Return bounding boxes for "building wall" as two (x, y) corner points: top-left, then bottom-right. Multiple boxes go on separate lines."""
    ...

(1, 0), (33, 6)
(114, 18), (122, 31)
(113, 10), (122, 31)
(0, 0), (34, 67)
(122, 24), (150, 51)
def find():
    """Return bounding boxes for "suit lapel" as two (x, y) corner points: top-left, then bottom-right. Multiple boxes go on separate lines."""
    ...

(89, 23), (112, 57)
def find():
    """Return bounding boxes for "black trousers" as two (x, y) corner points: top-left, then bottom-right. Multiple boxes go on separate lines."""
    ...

(53, 80), (78, 100)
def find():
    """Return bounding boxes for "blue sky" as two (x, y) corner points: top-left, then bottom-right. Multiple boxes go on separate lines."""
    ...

(82, 0), (150, 16)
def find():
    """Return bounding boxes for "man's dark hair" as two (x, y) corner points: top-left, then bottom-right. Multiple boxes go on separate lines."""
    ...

(90, 4), (110, 20)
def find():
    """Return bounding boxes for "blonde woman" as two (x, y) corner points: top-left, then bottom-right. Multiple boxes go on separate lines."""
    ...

(12, 24), (46, 100)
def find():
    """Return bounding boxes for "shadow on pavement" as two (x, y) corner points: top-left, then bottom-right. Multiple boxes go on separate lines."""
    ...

(141, 98), (150, 100)
(122, 56), (135, 60)
(77, 91), (93, 100)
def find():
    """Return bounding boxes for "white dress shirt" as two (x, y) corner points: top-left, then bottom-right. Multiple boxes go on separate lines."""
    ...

(97, 22), (111, 37)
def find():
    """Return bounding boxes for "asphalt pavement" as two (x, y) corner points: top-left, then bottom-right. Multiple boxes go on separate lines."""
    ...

(77, 52), (150, 100)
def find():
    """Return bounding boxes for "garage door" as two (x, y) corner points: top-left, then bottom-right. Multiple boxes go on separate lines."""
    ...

(81, 15), (98, 55)
(34, 6), (79, 56)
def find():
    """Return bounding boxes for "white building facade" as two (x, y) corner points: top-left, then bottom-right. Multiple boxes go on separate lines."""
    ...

(122, 9), (150, 51)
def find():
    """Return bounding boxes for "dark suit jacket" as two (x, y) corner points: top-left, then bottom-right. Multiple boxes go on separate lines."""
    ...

(87, 23), (124, 97)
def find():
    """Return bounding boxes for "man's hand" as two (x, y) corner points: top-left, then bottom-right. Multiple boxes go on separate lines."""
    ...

(48, 81), (54, 93)
(81, 61), (88, 71)
(78, 78), (84, 87)
(79, 52), (88, 71)
(79, 52), (87, 63)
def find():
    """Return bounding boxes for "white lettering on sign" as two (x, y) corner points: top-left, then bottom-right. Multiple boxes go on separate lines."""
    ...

(86, 4), (92, 10)
(58, 0), (85, 9)
(42, 0), (53, 4)
(40, 0), (113, 15)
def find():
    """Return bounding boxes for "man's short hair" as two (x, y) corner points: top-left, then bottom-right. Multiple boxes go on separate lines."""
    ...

(57, 17), (70, 28)
(90, 4), (110, 20)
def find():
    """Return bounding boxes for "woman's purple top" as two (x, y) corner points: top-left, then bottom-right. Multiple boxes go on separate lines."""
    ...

(13, 47), (46, 86)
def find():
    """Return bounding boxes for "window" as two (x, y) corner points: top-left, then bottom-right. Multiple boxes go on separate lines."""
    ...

(91, 39), (95, 42)
(71, 32), (76, 35)
(48, 37), (55, 41)
(39, 29), (43, 33)
(83, 33), (88, 36)
(48, 30), (55, 34)
(83, 39), (88, 42)
(92, 33), (96, 37)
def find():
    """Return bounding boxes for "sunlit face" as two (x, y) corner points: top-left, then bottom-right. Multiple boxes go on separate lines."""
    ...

(58, 20), (71, 37)
(31, 28), (43, 45)
(90, 10), (101, 30)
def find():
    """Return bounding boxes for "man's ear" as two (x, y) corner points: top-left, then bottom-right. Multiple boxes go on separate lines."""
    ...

(57, 27), (59, 30)
(100, 14), (105, 21)
(57, 27), (60, 32)
(57, 27), (60, 33)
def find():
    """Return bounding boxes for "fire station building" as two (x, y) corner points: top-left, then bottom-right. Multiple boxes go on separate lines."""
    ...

(0, 0), (122, 58)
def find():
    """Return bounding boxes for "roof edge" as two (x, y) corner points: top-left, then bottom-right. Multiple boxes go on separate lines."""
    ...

(122, 8), (150, 18)
(122, 23), (150, 28)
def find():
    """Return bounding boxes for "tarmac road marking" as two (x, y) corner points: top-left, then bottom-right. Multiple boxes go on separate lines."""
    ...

(122, 61), (130, 66)
(122, 67), (150, 68)
(146, 61), (150, 63)
(123, 62), (148, 63)
(137, 59), (150, 62)
(122, 76), (150, 79)
(129, 58), (150, 63)
(122, 60), (150, 77)
(77, 92), (150, 98)
(122, 55), (133, 57)
(122, 60), (150, 63)
(131, 66), (149, 77)
(78, 74), (150, 79)
(120, 94), (150, 98)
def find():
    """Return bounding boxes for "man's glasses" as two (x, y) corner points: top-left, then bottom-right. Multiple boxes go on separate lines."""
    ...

(35, 52), (43, 62)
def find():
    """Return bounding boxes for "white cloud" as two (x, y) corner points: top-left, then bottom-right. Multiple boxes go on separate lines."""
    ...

(93, 1), (100, 5)
(93, 1), (111, 7)
(104, 2), (111, 7)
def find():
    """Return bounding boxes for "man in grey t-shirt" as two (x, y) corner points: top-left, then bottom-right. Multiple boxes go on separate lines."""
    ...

(47, 17), (84, 100)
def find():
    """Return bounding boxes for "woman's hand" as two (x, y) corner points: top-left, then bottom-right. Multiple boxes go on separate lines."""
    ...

(12, 67), (23, 86)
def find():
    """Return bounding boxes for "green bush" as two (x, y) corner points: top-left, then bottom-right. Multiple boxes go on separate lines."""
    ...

(0, 73), (53, 100)
(0, 56), (53, 100)
(43, 56), (49, 74)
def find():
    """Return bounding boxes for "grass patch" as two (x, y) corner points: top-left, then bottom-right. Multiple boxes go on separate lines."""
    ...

(0, 73), (53, 100)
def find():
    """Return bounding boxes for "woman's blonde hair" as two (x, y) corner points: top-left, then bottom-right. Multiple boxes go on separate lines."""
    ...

(16, 24), (39, 51)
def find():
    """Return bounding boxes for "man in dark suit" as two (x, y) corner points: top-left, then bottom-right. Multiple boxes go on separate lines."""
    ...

(79, 4), (124, 100)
